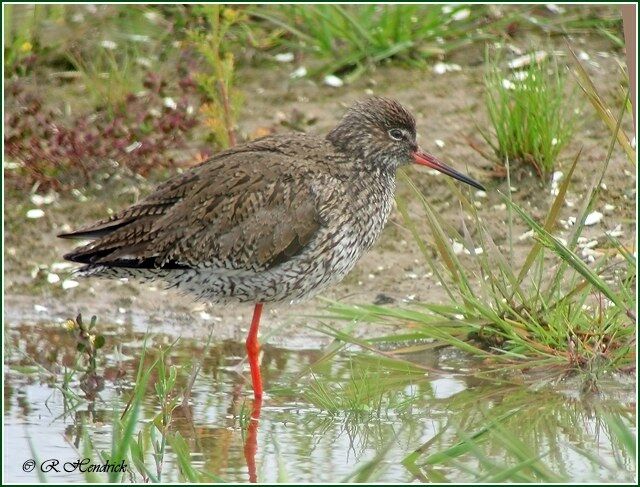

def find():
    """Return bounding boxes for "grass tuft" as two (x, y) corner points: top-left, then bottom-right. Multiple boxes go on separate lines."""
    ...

(250, 4), (502, 78)
(481, 50), (577, 177)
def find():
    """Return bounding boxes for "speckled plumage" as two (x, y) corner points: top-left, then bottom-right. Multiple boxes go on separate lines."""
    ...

(59, 98), (419, 303)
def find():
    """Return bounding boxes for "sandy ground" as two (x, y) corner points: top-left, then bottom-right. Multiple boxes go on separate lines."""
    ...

(3, 33), (635, 349)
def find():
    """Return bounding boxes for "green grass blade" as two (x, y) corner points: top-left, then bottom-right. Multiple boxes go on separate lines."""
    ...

(420, 409), (519, 465)
(517, 148), (582, 283)
(567, 44), (635, 164)
(503, 194), (623, 308)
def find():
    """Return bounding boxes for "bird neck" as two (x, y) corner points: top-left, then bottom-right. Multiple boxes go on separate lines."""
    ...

(326, 123), (362, 155)
(351, 163), (397, 212)
(326, 128), (399, 175)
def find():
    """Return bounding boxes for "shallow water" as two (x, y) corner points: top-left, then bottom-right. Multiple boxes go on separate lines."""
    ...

(3, 318), (636, 483)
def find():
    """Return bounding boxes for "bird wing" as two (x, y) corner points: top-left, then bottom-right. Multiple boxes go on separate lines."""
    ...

(61, 144), (324, 272)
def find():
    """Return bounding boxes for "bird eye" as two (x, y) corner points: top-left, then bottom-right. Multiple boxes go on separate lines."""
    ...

(388, 129), (404, 141)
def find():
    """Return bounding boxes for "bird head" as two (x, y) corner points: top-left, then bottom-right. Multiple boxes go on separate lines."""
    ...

(327, 96), (485, 191)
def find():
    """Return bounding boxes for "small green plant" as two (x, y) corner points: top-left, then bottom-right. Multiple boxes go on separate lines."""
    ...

(299, 353), (424, 419)
(149, 344), (181, 482)
(4, 22), (35, 77)
(77, 339), (220, 482)
(188, 5), (244, 148)
(482, 50), (576, 177)
(64, 314), (107, 399)
(521, 6), (625, 48)
(64, 6), (176, 114)
(68, 46), (145, 114)
(64, 314), (106, 373)
(305, 371), (394, 417)
(3, 4), (49, 76)
(251, 4), (502, 78)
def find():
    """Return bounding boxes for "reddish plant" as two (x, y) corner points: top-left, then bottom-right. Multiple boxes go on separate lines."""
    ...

(4, 71), (206, 192)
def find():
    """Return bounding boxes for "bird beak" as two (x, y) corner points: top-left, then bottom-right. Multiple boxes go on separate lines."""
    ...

(412, 149), (486, 191)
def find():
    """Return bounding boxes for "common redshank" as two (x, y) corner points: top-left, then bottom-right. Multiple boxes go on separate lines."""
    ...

(59, 96), (484, 400)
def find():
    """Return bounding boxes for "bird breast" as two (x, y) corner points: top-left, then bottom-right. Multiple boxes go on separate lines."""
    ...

(310, 167), (396, 275)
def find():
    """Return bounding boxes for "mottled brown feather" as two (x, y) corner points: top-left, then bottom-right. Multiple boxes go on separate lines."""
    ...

(61, 133), (337, 272)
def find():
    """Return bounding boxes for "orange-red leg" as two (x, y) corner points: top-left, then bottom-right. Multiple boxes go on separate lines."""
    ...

(246, 303), (264, 399)
(244, 304), (264, 483)
(243, 399), (262, 483)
